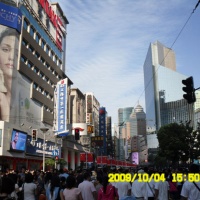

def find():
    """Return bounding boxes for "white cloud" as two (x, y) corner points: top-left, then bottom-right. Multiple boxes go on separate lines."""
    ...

(58, 0), (199, 123)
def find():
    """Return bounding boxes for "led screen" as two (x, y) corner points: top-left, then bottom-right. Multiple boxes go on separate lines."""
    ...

(10, 129), (27, 151)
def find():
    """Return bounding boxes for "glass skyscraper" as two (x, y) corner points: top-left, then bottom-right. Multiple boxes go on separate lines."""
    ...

(143, 41), (193, 130)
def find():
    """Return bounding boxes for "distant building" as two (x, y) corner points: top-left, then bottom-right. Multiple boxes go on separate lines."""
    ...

(118, 107), (133, 160)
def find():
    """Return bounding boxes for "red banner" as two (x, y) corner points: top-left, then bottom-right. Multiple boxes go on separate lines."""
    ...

(80, 153), (86, 162)
(80, 153), (93, 162)
(87, 153), (93, 162)
(97, 156), (107, 164)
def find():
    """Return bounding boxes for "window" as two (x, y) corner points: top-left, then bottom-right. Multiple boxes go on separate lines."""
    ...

(28, 45), (34, 53)
(39, 72), (44, 78)
(46, 45), (50, 55)
(35, 33), (40, 43)
(35, 51), (40, 59)
(21, 55), (27, 63)
(23, 19), (29, 30)
(41, 39), (45, 49)
(27, 61), (33, 68)
(30, 26), (35, 37)
(41, 57), (45, 64)
(34, 67), (39, 74)
(22, 39), (28, 47)
(45, 62), (50, 69)
(33, 83), (38, 89)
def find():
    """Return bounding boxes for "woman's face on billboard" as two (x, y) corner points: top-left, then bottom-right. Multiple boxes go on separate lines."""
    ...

(0, 35), (19, 78)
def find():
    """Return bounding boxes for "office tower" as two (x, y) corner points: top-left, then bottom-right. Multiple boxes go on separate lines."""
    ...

(118, 107), (133, 160)
(143, 41), (193, 130)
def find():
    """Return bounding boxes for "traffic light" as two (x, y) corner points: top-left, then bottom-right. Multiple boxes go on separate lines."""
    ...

(32, 129), (37, 141)
(182, 76), (196, 104)
(55, 156), (59, 161)
(75, 128), (80, 140)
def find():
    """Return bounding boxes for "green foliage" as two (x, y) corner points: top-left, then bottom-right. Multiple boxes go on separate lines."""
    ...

(157, 123), (190, 163)
(45, 158), (55, 167)
(45, 158), (67, 168)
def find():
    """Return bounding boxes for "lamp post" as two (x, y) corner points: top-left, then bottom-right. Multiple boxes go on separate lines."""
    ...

(40, 127), (49, 172)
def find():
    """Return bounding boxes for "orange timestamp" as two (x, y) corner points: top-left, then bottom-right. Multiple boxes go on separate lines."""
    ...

(172, 173), (200, 182)
(108, 173), (166, 182)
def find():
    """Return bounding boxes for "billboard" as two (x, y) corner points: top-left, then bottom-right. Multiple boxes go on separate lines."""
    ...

(0, 2), (22, 33)
(26, 135), (58, 157)
(91, 136), (104, 147)
(54, 78), (68, 135)
(132, 152), (139, 165)
(10, 129), (27, 152)
(0, 23), (20, 122)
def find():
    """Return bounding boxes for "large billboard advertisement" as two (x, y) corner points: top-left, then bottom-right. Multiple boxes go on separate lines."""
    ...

(0, 24), (20, 122)
(54, 78), (68, 135)
(26, 135), (57, 157)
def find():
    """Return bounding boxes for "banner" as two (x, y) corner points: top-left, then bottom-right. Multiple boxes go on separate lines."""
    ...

(54, 78), (68, 135)
(0, 2), (22, 33)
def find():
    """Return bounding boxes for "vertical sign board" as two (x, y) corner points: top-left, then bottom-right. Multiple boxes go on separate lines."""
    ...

(55, 78), (68, 135)
(99, 107), (106, 155)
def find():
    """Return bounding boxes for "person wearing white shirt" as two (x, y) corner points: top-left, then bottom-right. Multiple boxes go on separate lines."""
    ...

(78, 172), (97, 200)
(181, 164), (200, 200)
(154, 173), (169, 200)
(131, 170), (147, 200)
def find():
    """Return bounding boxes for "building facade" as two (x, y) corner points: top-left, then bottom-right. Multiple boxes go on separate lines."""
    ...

(143, 41), (193, 131)
(0, 0), (74, 171)
(118, 107), (133, 160)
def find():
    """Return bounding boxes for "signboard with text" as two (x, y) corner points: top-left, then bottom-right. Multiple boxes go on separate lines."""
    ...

(91, 136), (104, 147)
(54, 78), (68, 135)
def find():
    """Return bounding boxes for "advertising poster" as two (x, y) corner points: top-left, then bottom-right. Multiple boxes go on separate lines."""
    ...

(132, 152), (139, 165)
(10, 129), (27, 151)
(0, 3), (22, 123)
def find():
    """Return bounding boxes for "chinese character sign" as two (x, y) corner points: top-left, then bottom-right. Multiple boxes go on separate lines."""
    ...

(55, 79), (68, 134)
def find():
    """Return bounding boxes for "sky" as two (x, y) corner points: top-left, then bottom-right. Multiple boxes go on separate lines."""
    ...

(57, 0), (200, 124)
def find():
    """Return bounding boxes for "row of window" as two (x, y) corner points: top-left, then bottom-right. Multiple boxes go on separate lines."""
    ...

(21, 55), (54, 102)
(22, 38), (61, 80)
(23, 18), (63, 68)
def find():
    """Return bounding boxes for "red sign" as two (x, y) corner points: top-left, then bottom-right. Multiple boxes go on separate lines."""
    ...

(38, 0), (64, 50)
(80, 153), (93, 162)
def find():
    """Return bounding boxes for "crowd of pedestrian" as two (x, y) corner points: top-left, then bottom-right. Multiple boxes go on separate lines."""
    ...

(0, 164), (199, 200)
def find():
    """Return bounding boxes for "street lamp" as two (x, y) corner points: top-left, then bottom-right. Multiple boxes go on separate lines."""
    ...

(40, 127), (49, 172)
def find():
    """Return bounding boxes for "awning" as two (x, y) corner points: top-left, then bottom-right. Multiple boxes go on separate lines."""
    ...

(55, 131), (70, 137)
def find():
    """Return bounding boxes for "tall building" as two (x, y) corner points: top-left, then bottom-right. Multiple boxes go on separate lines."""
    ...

(143, 41), (193, 131)
(85, 92), (100, 136)
(118, 107), (133, 160)
(195, 91), (200, 111)
(0, 0), (74, 170)
(129, 104), (147, 164)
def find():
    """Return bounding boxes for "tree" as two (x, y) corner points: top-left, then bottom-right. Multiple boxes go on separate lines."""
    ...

(157, 123), (190, 164)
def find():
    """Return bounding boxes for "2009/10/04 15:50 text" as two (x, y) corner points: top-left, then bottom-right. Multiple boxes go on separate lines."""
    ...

(108, 173), (200, 183)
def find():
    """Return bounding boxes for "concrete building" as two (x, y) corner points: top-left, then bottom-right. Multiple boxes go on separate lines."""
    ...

(0, 0), (73, 170)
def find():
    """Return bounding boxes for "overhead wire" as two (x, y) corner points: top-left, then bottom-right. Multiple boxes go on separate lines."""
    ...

(135, 0), (200, 109)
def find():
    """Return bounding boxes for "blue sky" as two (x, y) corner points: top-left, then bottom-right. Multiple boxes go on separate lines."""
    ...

(57, 0), (200, 124)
